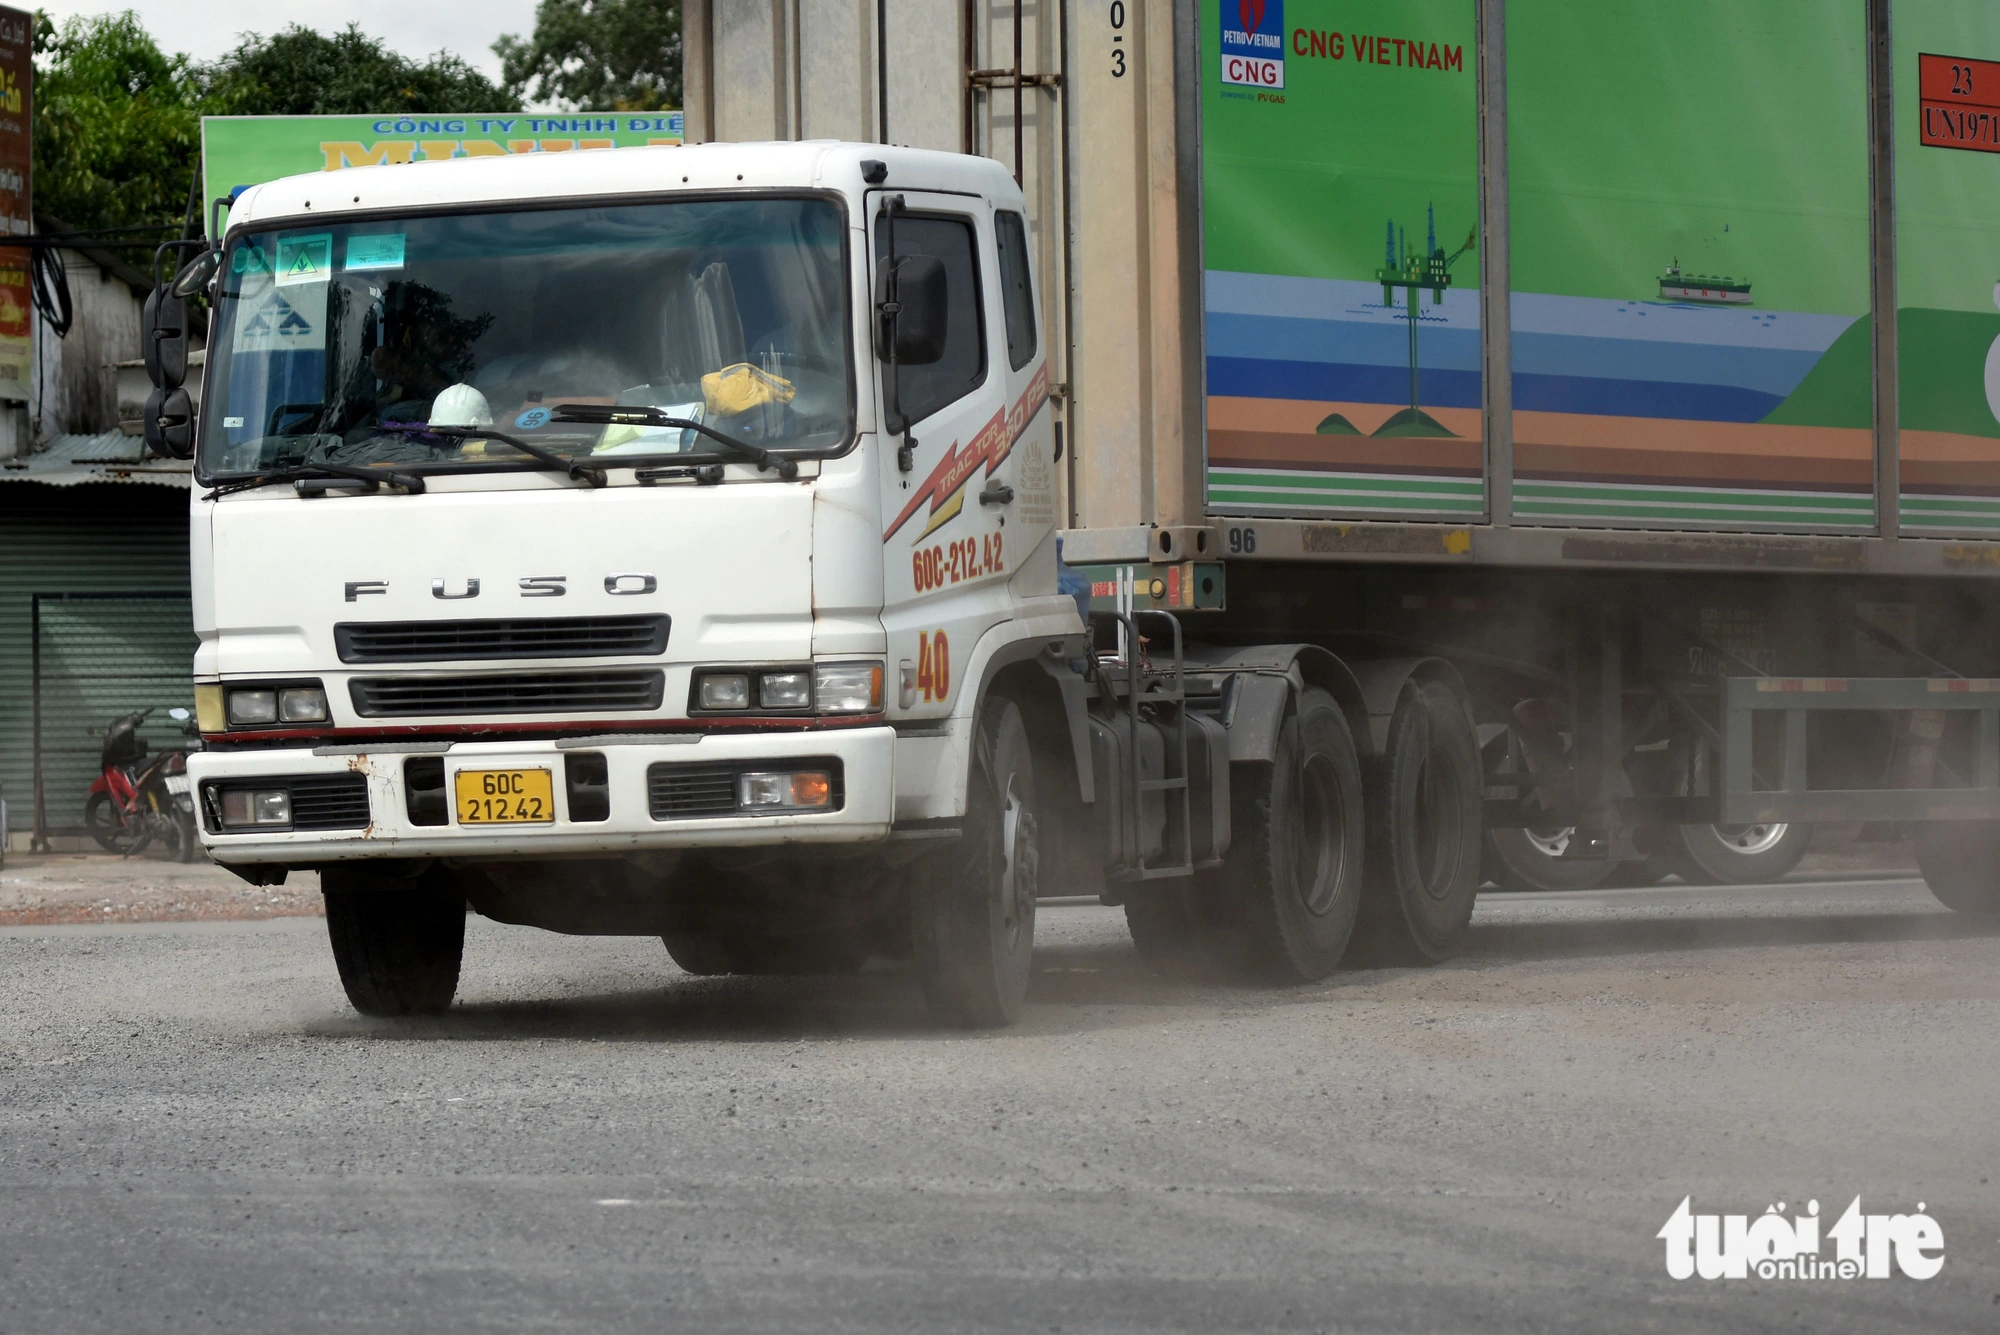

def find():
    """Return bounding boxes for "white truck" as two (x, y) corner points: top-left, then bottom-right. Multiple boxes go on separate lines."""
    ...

(149, 140), (1405, 1026)
(143, 0), (2000, 1025)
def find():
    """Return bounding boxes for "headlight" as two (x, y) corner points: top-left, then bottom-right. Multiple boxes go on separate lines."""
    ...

(697, 672), (751, 710)
(226, 689), (278, 725)
(814, 662), (884, 714)
(737, 770), (833, 810)
(278, 687), (329, 722)
(218, 788), (290, 827)
(758, 671), (812, 710)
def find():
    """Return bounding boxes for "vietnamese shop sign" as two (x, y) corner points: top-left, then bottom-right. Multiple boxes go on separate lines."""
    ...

(201, 112), (686, 237)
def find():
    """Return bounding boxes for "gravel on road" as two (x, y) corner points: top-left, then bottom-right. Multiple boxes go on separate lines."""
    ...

(2, 876), (1996, 1332)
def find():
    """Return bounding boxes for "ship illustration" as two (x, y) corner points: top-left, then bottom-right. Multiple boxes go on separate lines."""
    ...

(1659, 260), (1752, 305)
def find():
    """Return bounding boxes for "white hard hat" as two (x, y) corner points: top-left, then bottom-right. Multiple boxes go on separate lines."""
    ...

(429, 382), (494, 428)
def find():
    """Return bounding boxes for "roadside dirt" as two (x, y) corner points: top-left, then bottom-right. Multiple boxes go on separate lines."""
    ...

(0, 853), (322, 926)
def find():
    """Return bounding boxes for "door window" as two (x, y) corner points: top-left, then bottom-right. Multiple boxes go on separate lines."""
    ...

(994, 210), (1037, 371)
(876, 212), (985, 425)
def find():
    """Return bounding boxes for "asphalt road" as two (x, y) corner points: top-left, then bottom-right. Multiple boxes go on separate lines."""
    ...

(3, 875), (1997, 1333)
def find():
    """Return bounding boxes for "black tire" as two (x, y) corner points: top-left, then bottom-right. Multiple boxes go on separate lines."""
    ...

(174, 809), (201, 863)
(663, 927), (869, 976)
(84, 791), (150, 856)
(1484, 825), (1615, 892)
(1912, 821), (2000, 915)
(910, 695), (1039, 1028)
(1673, 821), (1814, 885)
(1198, 686), (1367, 983)
(1351, 679), (1483, 964)
(662, 931), (742, 976)
(322, 866), (466, 1016)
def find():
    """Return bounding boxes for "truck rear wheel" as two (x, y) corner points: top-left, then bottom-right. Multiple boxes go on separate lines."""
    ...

(910, 695), (1038, 1027)
(1912, 821), (2000, 915)
(1199, 686), (1366, 983)
(322, 867), (465, 1016)
(1352, 679), (1482, 964)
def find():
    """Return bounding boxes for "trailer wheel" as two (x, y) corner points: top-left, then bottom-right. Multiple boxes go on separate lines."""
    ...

(1673, 821), (1813, 885)
(1200, 686), (1366, 983)
(322, 867), (465, 1016)
(1912, 821), (2000, 915)
(1484, 825), (1615, 892)
(1352, 680), (1483, 964)
(910, 695), (1038, 1027)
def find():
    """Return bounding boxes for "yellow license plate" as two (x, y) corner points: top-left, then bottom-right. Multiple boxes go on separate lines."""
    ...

(453, 768), (556, 825)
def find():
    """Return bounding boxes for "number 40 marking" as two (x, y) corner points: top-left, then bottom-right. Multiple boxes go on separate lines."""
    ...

(917, 630), (951, 704)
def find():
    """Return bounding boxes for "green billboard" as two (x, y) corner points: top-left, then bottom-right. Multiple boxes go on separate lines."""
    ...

(201, 112), (685, 237)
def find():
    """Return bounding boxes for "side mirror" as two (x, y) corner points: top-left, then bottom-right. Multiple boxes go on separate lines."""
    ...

(143, 287), (188, 390)
(170, 249), (221, 299)
(143, 385), (194, 459)
(885, 254), (949, 366)
(167, 708), (190, 722)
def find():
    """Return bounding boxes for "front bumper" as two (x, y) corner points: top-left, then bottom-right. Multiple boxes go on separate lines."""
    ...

(187, 727), (896, 864)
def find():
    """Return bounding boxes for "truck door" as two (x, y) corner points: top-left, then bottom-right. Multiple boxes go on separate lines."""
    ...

(873, 192), (1016, 722)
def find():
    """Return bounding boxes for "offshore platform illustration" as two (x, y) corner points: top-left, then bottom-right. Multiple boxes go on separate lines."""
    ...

(1319, 203), (1475, 439)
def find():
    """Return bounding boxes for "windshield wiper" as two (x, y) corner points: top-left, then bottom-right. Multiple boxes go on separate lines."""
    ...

(549, 404), (802, 480)
(383, 422), (608, 488)
(203, 462), (427, 501)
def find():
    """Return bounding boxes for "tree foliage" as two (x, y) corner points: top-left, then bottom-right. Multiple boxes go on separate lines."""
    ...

(494, 0), (681, 112)
(205, 24), (518, 118)
(31, 11), (203, 237)
(31, 13), (524, 239)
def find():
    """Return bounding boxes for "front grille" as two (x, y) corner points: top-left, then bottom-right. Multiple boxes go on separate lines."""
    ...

(289, 775), (373, 830)
(348, 670), (665, 718)
(334, 615), (670, 664)
(647, 759), (845, 820)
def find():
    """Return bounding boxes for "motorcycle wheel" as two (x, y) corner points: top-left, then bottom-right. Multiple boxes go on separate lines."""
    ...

(84, 791), (151, 856)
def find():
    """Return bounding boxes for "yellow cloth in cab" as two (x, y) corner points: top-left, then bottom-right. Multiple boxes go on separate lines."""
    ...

(702, 363), (796, 416)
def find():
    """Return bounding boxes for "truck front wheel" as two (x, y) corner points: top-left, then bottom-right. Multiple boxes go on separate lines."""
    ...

(1912, 820), (2000, 915)
(910, 695), (1039, 1027)
(322, 866), (465, 1016)
(1352, 679), (1483, 964)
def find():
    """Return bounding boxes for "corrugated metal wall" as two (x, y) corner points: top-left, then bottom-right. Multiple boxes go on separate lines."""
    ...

(0, 484), (194, 837)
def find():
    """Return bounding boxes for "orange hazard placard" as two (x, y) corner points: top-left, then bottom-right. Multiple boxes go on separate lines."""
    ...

(1919, 52), (2000, 153)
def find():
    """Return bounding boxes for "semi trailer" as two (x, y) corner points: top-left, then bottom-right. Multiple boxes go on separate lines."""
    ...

(144, 0), (2000, 1024)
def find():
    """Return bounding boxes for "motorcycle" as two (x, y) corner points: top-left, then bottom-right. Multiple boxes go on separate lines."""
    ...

(83, 707), (203, 861)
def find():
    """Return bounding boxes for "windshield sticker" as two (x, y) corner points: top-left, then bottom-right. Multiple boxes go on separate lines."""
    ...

(514, 407), (553, 430)
(274, 232), (333, 287)
(231, 244), (271, 276)
(344, 233), (406, 272)
(231, 268), (325, 354)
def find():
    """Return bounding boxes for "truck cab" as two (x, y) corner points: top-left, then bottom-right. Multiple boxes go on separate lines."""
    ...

(182, 142), (1087, 1023)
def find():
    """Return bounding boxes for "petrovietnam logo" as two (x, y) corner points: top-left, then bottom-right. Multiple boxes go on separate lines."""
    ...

(1658, 1197), (1944, 1282)
(1220, 0), (1284, 90)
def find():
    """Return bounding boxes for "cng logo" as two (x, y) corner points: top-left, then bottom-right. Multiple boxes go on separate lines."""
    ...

(1221, 0), (1284, 89)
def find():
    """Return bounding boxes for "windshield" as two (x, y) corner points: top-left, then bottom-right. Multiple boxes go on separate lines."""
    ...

(198, 196), (852, 478)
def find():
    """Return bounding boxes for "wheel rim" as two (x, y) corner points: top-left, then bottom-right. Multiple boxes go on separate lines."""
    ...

(1711, 822), (1789, 856)
(998, 777), (1035, 951)
(1291, 751), (1345, 916)
(1412, 737), (1469, 901)
(1524, 826), (1574, 859)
